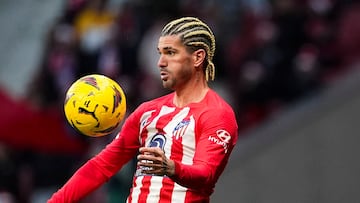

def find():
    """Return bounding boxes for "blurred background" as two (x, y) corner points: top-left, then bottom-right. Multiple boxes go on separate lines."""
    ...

(0, 0), (360, 202)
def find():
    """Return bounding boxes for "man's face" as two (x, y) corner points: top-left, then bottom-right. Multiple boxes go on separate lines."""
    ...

(157, 35), (194, 90)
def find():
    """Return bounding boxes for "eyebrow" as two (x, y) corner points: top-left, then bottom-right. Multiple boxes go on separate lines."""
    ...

(157, 46), (178, 54)
(158, 46), (174, 51)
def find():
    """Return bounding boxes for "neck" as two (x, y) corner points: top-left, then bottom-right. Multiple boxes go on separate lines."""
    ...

(173, 80), (209, 108)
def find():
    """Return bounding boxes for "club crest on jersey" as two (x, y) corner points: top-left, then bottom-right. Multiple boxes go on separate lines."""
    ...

(208, 129), (231, 153)
(172, 119), (190, 140)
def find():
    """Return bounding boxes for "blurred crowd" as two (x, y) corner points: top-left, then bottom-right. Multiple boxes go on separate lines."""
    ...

(1, 0), (360, 202)
(28, 0), (360, 131)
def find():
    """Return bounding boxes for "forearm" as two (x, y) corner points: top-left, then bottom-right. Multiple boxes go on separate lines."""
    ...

(137, 148), (224, 191)
(169, 160), (216, 190)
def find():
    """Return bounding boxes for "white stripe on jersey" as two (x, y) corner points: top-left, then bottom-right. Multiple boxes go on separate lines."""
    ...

(143, 106), (175, 146)
(132, 106), (198, 202)
(181, 115), (195, 165)
(139, 110), (155, 142)
(128, 176), (143, 203)
(148, 176), (162, 202)
(172, 183), (187, 202)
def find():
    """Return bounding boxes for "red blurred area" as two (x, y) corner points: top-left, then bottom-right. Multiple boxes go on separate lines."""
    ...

(0, 88), (88, 155)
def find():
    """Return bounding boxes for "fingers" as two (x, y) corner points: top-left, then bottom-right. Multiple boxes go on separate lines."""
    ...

(139, 147), (162, 155)
(137, 154), (162, 167)
(137, 147), (168, 176)
(138, 160), (166, 175)
(137, 147), (164, 163)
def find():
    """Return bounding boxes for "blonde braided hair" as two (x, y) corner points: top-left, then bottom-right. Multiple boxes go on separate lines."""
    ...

(161, 17), (216, 81)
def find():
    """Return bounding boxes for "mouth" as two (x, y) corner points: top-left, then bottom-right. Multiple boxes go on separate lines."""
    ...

(160, 71), (168, 81)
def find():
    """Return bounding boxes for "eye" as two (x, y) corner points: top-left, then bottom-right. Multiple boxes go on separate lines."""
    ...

(167, 50), (175, 56)
(158, 48), (176, 56)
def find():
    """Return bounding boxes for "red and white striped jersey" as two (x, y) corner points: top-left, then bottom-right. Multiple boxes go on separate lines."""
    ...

(124, 89), (238, 202)
(48, 89), (238, 203)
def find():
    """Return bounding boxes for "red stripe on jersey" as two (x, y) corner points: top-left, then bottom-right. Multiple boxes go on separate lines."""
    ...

(155, 108), (177, 202)
(170, 135), (183, 162)
(159, 177), (175, 202)
(154, 108), (182, 202)
(127, 180), (135, 203)
(138, 176), (152, 202)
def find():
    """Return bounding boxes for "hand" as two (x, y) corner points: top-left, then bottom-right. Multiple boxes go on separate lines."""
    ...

(137, 147), (175, 176)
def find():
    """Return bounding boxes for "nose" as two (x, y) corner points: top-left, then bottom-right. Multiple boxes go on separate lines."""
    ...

(157, 55), (166, 68)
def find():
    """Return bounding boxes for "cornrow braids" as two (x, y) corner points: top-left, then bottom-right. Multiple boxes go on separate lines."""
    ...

(161, 17), (216, 81)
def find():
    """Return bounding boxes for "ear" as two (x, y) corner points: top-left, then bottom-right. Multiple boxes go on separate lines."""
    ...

(193, 49), (206, 69)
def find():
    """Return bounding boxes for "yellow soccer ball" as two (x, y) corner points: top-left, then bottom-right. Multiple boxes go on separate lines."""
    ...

(64, 74), (126, 137)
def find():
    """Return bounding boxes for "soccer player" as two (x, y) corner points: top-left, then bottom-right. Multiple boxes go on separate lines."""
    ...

(48, 16), (238, 203)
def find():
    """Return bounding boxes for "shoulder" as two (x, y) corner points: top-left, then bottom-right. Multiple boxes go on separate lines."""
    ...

(200, 90), (237, 126)
(192, 89), (236, 122)
(205, 89), (235, 114)
(197, 90), (239, 144)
